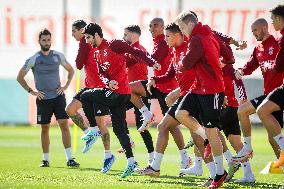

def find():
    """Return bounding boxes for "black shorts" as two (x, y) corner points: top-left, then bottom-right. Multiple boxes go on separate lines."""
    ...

(73, 87), (90, 101)
(141, 80), (169, 115)
(268, 84), (284, 111)
(220, 106), (241, 138)
(167, 96), (203, 124)
(251, 94), (283, 127)
(83, 88), (130, 116)
(177, 92), (225, 128)
(36, 95), (69, 124)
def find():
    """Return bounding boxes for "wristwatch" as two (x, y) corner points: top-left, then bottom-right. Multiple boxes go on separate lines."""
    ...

(28, 88), (33, 93)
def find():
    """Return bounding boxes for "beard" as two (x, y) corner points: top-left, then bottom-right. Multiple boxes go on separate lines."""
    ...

(40, 44), (51, 51)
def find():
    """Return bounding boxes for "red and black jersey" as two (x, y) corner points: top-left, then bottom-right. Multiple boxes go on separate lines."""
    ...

(94, 39), (156, 94)
(180, 22), (234, 95)
(274, 28), (284, 84)
(125, 41), (148, 82)
(222, 64), (247, 107)
(152, 34), (178, 93)
(75, 38), (105, 88)
(241, 35), (283, 94)
(154, 41), (195, 97)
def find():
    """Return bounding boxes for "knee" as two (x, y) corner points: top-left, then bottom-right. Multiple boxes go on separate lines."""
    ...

(237, 106), (247, 118)
(66, 103), (77, 116)
(157, 123), (167, 133)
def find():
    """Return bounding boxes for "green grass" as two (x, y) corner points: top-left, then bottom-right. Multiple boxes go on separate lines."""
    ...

(0, 125), (283, 189)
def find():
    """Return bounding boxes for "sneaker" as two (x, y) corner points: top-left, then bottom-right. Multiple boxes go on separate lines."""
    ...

(180, 165), (203, 176)
(82, 131), (101, 153)
(225, 161), (240, 182)
(232, 147), (253, 163)
(179, 157), (193, 176)
(121, 161), (138, 178)
(184, 139), (194, 149)
(101, 155), (116, 173)
(117, 141), (135, 154)
(273, 150), (284, 168)
(81, 130), (101, 141)
(67, 159), (80, 167)
(208, 171), (228, 189)
(137, 165), (160, 177)
(201, 178), (213, 187)
(204, 140), (212, 159)
(234, 173), (255, 183)
(39, 160), (49, 167)
(137, 114), (154, 133)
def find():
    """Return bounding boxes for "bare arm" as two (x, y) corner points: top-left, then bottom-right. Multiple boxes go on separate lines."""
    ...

(16, 68), (45, 99)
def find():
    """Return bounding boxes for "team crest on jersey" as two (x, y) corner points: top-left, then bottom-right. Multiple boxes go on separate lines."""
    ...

(268, 46), (274, 55)
(53, 56), (59, 62)
(180, 52), (184, 61)
(104, 49), (108, 57)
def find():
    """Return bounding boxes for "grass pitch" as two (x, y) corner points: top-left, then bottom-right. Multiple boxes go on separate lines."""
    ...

(0, 125), (283, 189)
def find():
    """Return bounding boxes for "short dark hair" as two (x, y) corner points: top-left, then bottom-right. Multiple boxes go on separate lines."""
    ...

(39, 28), (51, 40)
(72, 20), (87, 30)
(271, 5), (284, 18)
(165, 23), (182, 34)
(125, 25), (141, 35)
(82, 23), (103, 38)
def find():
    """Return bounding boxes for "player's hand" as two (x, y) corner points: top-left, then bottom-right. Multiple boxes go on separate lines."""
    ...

(56, 86), (67, 95)
(31, 91), (45, 100)
(146, 79), (156, 95)
(109, 80), (119, 90)
(153, 63), (161, 70)
(236, 41), (247, 50)
(235, 69), (243, 80)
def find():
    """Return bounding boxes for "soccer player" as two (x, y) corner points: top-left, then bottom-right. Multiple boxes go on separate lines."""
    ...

(66, 20), (115, 173)
(16, 29), (79, 167)
(257, 5), (284, 169)
(137, 23), (209, 177)
(120, 25), (155, 163)
(80, 23), (158, 178)
(129, 18), (190, 171)
(175, 11), (234, 189)
(234, 18), (283, 165)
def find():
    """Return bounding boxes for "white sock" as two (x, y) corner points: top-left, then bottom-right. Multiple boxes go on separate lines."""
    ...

(43, 153), (49, 161)
(213, 155), (225, 175)
(139, 105), (153, 120)
(273, 134), (284, 150)
(90, 126), (99, 132)
(223, 149), (233, 164)
(206, 161), (216, 179)
(127, 157), (135, 164)
(83, 128), (89, 134)
(180, 149), (188, 162)
(148, 152), (154, 164)
(64, 147), (73, 160)
(104, 150), (112, 159)
(244, 136), (252, 150)
(242, 161), (253, 176)
(194, 156), (203, 167)
(151, 152), (163, 171)
(194, 127), (207, 140)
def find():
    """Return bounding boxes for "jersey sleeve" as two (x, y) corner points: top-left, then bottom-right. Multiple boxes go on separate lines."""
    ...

(22, 54), (38, 72)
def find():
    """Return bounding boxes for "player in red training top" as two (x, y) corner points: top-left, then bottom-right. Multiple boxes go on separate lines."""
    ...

(118, 25), (155, 164)
(65, 20), (116, 173)
(234, 18), (284, 166)
(80, 23), (159, 178)
(175, 11), (235, 189)
(257, 5), (284, 170)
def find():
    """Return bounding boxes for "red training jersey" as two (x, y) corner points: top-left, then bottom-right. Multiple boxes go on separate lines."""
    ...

(241, 35), (282, 95)
(152, 34), (178, 93)
(154, 41), (195, 97)
(274, 28), (284, 84)
(125, 41), (148, 82)
(75, 38), (105, 88)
